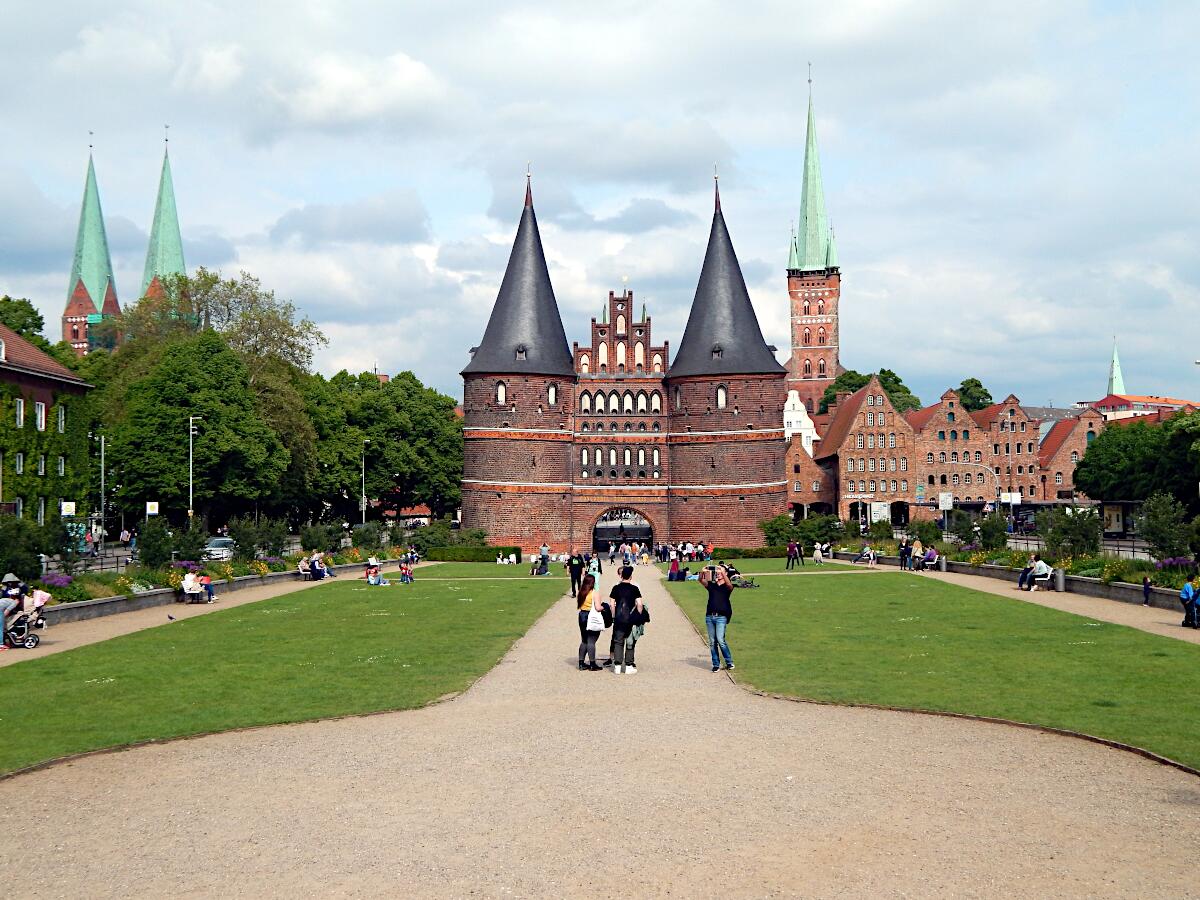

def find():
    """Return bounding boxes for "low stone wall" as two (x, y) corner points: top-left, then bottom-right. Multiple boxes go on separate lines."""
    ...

(42, 559), (400, 626)
(831, 552), (1181, 613)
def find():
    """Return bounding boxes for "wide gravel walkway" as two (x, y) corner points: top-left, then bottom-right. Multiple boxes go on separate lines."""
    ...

(1, 566), (1196, 897)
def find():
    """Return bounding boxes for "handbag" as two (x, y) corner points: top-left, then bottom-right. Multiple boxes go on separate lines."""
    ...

(586, 607), (605, 631)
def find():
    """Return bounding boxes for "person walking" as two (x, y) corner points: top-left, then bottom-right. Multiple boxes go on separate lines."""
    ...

(567, 549), (585, 598)
(700, 564), (734, 673)
(577, 574), (605, 670)
(1179, 574), (1198, 628)
(608, 565), (644, 674)
(786, 540), (799, 570)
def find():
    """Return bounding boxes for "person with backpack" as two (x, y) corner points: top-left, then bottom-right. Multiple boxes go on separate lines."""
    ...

(1180, 574), (1198, 628)
(577, 573), (608, 670)
(606, 566), (644, 674)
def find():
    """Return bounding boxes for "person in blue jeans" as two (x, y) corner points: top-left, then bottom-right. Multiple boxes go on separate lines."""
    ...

(700, 563), (735, 673)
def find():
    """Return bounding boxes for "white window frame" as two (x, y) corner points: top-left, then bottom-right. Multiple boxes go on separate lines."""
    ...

(15, 398), (24, 428)
(15, 452), (23, 474)
(35, 401), (46, 431)
(57, 405), (65, 433)
(58, 455), (66, 476)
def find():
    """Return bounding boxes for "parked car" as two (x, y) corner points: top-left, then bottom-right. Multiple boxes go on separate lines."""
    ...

(203, 537), (236, 561)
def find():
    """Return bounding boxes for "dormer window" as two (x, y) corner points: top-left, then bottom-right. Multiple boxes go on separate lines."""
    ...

(515, 345), (527, 361)
(711, 343), (723, 360)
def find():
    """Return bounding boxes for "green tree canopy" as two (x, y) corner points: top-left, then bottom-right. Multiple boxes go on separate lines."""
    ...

(0, 296), (46, 344)
(956, 378), (994, 412)
(819, 368), (922, 414)
(1074, 421), (1169, 503)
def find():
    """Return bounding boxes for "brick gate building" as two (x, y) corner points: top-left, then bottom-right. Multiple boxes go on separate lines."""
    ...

(460, 179), (787, 551)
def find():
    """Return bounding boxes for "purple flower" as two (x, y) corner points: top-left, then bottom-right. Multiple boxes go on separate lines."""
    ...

(41, 573), (73, 587)
(171, 560), (202, 572)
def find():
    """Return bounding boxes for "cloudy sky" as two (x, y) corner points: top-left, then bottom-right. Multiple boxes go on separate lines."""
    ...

(1, 0), (1197, 406)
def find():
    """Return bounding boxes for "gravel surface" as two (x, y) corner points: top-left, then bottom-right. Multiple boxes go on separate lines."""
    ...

(1, 565), (1197, 898)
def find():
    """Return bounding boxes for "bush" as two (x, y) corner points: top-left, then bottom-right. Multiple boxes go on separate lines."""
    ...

(909, 519), (943, 547)
(173, 521), (209, 563)
(407, 518), (487, 556)
(978, 514), (1009, 551)
(713, 546), (789, 558)
(138, 518), (173, 570)
(0, 516), (50, 582)
(258, 518), (289, 558)
(758, 514), (843, 548)
(225, 516), (260, 561)
(352, 522), (383, 551)
(426, 546), (522, 563)
(300, 523), (341, 554)
(1138, 492), (1191, 561)
(1037, 506), (1101, 559)
(34, 576), (92, 604)
(867, 519), (894, 542)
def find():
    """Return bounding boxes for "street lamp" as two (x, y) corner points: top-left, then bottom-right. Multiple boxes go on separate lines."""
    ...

(361, 439), (371, 525)
(89, 431), (106, 548)
(188, 416), (203, 519)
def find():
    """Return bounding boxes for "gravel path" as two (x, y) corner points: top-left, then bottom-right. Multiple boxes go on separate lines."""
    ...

(1, 566), (1197, 897)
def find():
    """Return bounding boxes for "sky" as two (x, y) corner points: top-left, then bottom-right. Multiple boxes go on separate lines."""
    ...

(1, 0), (1197, 407)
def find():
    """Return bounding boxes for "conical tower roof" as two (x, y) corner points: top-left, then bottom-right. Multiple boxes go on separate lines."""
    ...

(66, 155), (116, 314)
(142, 147), (186, 297)
(462, 179), (573, 377)
(793, 90), (837, 272)
(1107, 338), (1126, 395)
(670, 183), (786, 380)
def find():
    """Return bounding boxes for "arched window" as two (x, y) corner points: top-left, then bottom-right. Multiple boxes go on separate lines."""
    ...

(548, 384), (557, 406)
(1070, 450), (1079, 462)
(623, 392), (634, 414)
(617, 342), (627, 368)
(594, 393), (605, 414)
(652, 449), (660, 466)
(868, 458), (876, 472)
(803, 359), (812, 376)
(716, 385), (727, 409)
(817, 327), (826, 345)
(964, 473), (973, 485)
(580, 354), (590, 373)
(817, 299), (825, 314)
(867, 412), (874, 426)
(1055, 472), (1063, 484)
(888, 433), (896, 448)
(638, 449), (645, 466)
(939, 451), (946, 463)
(867, 434), (875, 449)
(963, 429), (970, 440)
(947, 412), (956, 423)
(495, 381), (506, 405)
(950, 430), (958, 441)
(624, 448), (632, 466)
(598, 342), (608, 368)
(637, 392), (648, 413)
(609, 391), (620, 412)
(652, 354), (663, 373)
(609, 448), (617, 466)
(974, 450), (982, 462)
(635, 342), (645, 368)
(926, 452), (934, 464)
(594, 449), (603, 466)
(940, 474), (948, 485)
(581, 392), (592, 414)
(951, 451), (959, 462)
(856, 434), (864, 449)
(581, 449), (588, 467)
(900, 458), (908, 471)
(674, 387), (682, 408)
(616, 314), (626, 334)
(802, 328), (811, 346)
(651, 392), (662, 413)
(818, 359), (826, 376)
(802, 300), (810, 315)
(867, 396), (875, 406)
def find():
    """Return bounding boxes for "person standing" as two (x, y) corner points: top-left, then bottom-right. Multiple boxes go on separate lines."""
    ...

(1180, 574), (1198, 628)
(699, 564), (735, 673)
(898, 538), (910, 571)
(577, 574), (605, 670)
(786, 540), (799, 570)
(567, 549), (585, 598)
(1143, 576), (1152, 607)
(608, 566), (644, 674)
(812, 542), (823, 565)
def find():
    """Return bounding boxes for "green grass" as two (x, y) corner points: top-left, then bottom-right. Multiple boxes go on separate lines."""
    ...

(666, 571), (1200, 769)
(0, 569), (566, 774)
(421, 561), (567, 579)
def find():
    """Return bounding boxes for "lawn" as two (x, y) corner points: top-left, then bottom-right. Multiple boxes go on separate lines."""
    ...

(421, 561), (567, 579)
(656, 558), (853, 576)
(0, 568), (566, 775)
(665, 571), (1200, 769)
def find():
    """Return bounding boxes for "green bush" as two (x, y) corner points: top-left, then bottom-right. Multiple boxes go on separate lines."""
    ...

(712, 546), (789, 559)
(867, 519), (894, 542)
(909, 519), (943, 547)
(1037, 506), (1101, 559)
(758, 514), (843, 547)
(407, 518), (488, 556)
(138, 518), (173, 570)
(226, 516), (260, 561)
(426, 546), (522, 563)
(34, 578), (92, 603)
(300, 523), (341, 554)
(258, 518), (289, 557)
(352, 522), (383, 551)
(978, 514), (1009, 551)
(173, 521), (209, 563)
(0, 516), (49, 581)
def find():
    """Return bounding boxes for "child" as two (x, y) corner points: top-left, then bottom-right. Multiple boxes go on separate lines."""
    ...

(199, 573), (215, 603)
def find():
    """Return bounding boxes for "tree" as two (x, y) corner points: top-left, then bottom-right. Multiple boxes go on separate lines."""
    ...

(1074, 421), (1171, 504)
(1036, 506), (1101, 559)
(0, 296), (48, 346)
(956, 378), (993, 412)
(757, 514), (842, 547)
(138, 517), (173, 569)
(978, 514), (1009, 551)
(1138, 492), (1192, 561)
(819, 368), (921, 414)
(0, 516), (49, 581)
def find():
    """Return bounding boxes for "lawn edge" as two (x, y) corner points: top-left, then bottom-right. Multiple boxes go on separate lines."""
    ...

(672, 588), (1200, 781)
(0, 583), (571, 783)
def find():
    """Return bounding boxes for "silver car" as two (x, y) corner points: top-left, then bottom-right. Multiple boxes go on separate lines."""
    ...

(203, 537), (236, 561)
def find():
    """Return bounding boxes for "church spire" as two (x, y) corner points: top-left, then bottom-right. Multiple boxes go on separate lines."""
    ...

(462, 178), (574, 377)
(66, 154), (116, 317)
(670, 190), (786, 380)
(793, 80), (836, 272)
(1107, 337), (1126, 395)
(142, 145), (186, 297)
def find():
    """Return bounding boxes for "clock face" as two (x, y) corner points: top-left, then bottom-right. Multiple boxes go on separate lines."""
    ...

(617, 303), (624, 311)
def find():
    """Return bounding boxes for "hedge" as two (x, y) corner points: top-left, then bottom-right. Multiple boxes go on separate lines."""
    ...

(426, 546), (523, 563)
(712, 546), (790, 559)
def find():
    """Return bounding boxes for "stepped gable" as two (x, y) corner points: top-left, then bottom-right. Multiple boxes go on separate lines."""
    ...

(461, 179), (573, 377)
(669, 183), (786, 380)
(813, 383), (870, 461)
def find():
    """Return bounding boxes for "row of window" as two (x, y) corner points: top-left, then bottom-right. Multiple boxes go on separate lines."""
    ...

(581, 470), (661, 480)
(799, 359), (828, 377)
(849, 479), (909, 494)
(998, 419), (1027, 432)
(799, 327), (827, 346)
(846, 457), (910, 473)
(863, 412), (893, 426)
(13, 400), (66, 433)
(799, 299), (827, 315)
(580, 422), (661, 433)
(854, 433), (903, 449)
(793, 481), (823, 492)
(936, 428), (971, 440)
(580, 390), (663, 415)
(8, 497), (47, 524)
(926, 451), (985, 464)
(578, 344), (664, 374)
(581, 447), (661, 468)
(3, 453), (66, 476)
(993, 442), (1037, 455)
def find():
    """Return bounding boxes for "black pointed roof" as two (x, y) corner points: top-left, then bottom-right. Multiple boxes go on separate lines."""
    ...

(462, 182), (574, 378)
(669, 186), (786, 380)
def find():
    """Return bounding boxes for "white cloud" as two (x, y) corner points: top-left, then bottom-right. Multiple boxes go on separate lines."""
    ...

(174, 44), (245, 94)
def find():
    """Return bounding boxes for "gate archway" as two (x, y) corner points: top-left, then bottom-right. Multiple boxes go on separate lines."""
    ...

(592, 508), (653, 552)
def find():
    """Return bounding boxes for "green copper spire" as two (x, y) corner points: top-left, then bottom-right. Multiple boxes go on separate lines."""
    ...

(787, 224), (800, 270)
(794, 89), (836, 272)
(142, 147), (186, 295)
(67, 155), (116, 310)
(1107, 337), (1126, 395)
(825, 225), (839, 269)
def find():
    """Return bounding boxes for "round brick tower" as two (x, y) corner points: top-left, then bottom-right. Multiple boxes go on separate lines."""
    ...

(665, 182), (788, 547)
(460, 178), (576, 551)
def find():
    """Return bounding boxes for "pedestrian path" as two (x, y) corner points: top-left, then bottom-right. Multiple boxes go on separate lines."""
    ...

(0, 565), (1193, 896)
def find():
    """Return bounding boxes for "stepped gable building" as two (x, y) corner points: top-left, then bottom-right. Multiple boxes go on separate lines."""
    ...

(785, 89), (841, 414)
(63, 155), (121, 355)
(460, 178), (788, 550)
(907, 390), (995, 507)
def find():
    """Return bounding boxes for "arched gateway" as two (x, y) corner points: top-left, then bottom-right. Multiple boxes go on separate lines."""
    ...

(592, 508), (653, 552)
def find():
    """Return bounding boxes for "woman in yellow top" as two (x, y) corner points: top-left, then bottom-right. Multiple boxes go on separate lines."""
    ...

(577, 574), (605, 670)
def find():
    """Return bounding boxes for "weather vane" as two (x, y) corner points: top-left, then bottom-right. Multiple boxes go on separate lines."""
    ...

(165, 124), (170, 144)
(88, 130), (93, 150)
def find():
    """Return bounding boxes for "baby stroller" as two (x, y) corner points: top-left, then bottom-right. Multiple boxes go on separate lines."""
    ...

(5, 597), (47, 650)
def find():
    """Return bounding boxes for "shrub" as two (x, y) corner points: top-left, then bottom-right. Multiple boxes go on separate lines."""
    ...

(407, 518), (487, 556)
(173, 521), (209, 563)
(300, 523), (341, 554)
(909, 519), (943, 547)
(138, 518), (173, 570)
(1138, 492), (1192, 562)
(226, 516), (260, 561)
(1037, 506), (1101, 559)
(35, 577), (92, 604)
(0, 516), (50, 582)
(258, 519), (289, 558)
(426, 546), (522, 563)
(867, 519), (894, 542)
(978, 514), (1009, 551)
(352, 522), (383, 551)
(758, 514), (843, 547)
(712, 546), (789, 559)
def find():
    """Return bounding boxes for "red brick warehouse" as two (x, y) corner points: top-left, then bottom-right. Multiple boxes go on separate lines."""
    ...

(460, 176), (788, 552)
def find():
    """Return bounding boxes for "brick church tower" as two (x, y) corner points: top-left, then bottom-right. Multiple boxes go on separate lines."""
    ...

(665, 181), (789, 546)
(460, 178), (576, 546)
(62, 155), (120, 356)
(785, 87), (841, 412)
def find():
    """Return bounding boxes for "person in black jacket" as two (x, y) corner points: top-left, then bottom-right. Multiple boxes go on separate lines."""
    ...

(699, 564), (735, 673)
(606, 566), (644, 674)
(566, 550), (585, 598)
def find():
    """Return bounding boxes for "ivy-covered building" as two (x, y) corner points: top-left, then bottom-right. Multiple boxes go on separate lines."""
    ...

(0, 325), (91, 523)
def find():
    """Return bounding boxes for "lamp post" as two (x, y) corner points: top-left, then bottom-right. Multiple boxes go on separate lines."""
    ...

(98, 434), (105, 545)
(188, 416), (203, 519)
(361, 438), (371, 525)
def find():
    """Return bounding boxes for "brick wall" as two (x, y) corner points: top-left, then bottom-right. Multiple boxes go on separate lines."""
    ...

(787, 269), (840, 412)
